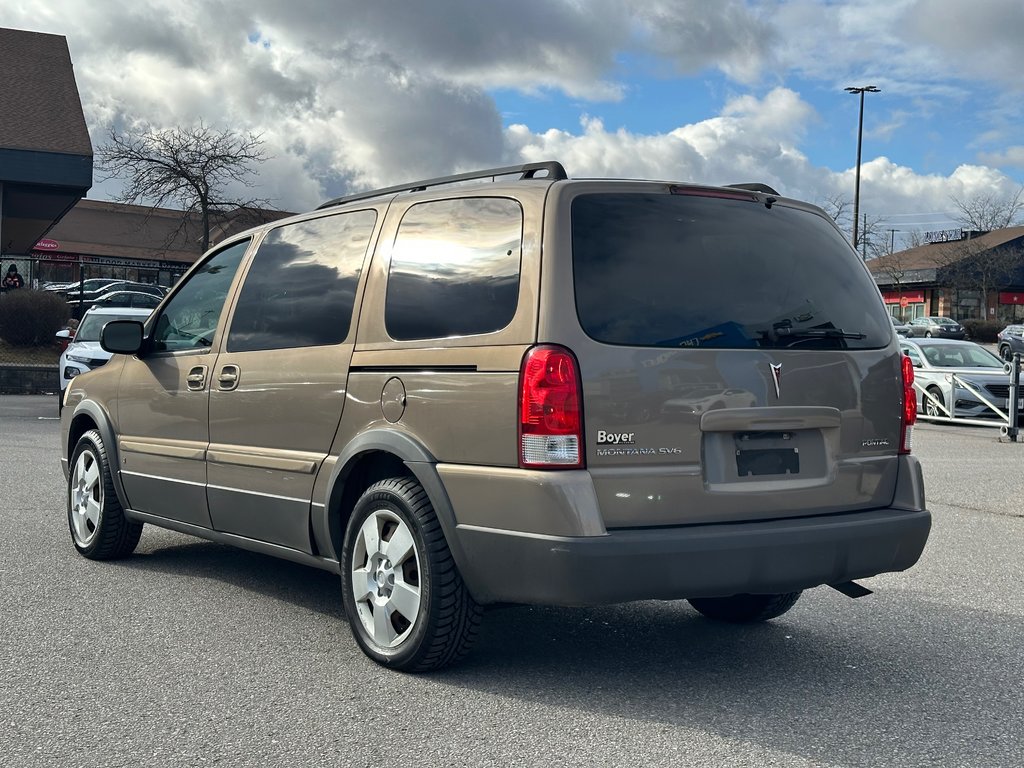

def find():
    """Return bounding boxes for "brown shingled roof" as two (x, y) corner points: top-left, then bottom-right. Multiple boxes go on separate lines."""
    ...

(0, 27), (92, 156)
(869, 227), (1024, 275)
(41, 199), (293, 263)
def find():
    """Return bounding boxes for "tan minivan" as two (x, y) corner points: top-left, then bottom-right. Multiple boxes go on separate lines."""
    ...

(60, 162), (930, 671)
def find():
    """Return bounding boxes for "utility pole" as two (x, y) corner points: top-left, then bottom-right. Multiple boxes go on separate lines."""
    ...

(845, 85), (880, 251)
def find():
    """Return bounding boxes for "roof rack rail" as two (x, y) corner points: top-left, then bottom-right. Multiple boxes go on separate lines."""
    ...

(317, 161), (568, 209)
(727, 182), (780, 195)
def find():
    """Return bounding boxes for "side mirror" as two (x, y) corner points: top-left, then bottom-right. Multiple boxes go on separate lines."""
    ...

(101, 320), (145, 355)
(54, 329), (72, 340)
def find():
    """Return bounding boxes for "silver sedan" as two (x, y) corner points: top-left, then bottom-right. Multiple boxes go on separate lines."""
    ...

(900, 338), (1021, 421)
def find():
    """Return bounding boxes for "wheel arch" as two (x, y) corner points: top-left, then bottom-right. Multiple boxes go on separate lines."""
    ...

(66, 400), (131, 512)
(318, 430), (470, 585)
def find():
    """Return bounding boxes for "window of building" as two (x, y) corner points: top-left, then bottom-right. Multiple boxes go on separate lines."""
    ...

(385, 198), (523, 341)
(227, 210), (377, 352)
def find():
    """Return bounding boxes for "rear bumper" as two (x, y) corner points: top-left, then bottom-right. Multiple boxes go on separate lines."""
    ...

(454, 506), (931, 606)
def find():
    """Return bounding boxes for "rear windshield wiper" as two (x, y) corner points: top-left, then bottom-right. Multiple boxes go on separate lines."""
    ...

(775, 328), (866, 340)
(776, 328), (865, 339)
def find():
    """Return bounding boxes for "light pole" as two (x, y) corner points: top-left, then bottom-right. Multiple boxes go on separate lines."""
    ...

(845, 85), (880, 252)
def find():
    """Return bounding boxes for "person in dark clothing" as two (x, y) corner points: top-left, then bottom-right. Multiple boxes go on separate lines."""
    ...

(2, 264), (25, 290)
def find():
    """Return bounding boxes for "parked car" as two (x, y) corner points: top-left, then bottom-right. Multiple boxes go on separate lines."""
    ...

(69, 290), (163, 311)
(45, 277), (121, 296)
(900, 338), (1021, 421)
(60, 161), (931, 672)
(64, 280), (164, 302)
(996, 324), (1024, 362)
(905, 316), (966, 339)
(890, 316), (911, 337)
(57, 306), (152, 411)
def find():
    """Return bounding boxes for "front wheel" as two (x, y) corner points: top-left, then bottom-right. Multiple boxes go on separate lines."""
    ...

(924, 331), (933, 338)
(688, 592), (802, 623)
(924, 386), (945, 417)
(340, 477), (481, 672)
(68, 430), (143, 559)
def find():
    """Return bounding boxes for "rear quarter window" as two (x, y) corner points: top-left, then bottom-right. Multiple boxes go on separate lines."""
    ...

(385, 197), (523, 341)
(571, 193), (890, 350)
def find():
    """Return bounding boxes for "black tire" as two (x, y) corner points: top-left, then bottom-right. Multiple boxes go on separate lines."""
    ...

(340, 477), (481, 672)
(999, 345), (1012, 362)
(924, 386), (945, 417)
(924, 331), (933, 338)
(67, 429), (143, 559)
(688, 591), (802, 623)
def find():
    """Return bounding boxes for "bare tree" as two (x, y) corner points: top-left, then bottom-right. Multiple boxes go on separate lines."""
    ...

(97, 123), (271, 252)
(819, 193), (853, 234)
(950, 187), (1024, 231)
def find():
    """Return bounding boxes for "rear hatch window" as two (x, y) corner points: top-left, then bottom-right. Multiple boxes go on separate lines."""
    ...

(571, 192), (890, 350)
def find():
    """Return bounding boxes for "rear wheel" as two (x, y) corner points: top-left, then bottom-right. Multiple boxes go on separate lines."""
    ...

(340, 477), (481, 672)
(924, 330), (933, 338)
(999, 344), (1012, 362)
(688, 591), (802, 623)
(68, 430), (142, 559)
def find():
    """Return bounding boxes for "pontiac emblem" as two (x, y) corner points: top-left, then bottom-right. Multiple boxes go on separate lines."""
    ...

(770, 363), (783, 399)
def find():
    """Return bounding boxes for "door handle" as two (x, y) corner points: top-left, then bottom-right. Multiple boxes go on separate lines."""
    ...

(186, 366), (207, 391)
(218, 364), (240, 391)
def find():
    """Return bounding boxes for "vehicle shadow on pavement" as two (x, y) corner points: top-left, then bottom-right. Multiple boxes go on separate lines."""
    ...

(440, 596), (1021, 767)
(111, 529), (343, 620)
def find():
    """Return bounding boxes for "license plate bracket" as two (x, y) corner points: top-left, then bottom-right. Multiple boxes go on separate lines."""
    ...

(736, 447), (800, 477)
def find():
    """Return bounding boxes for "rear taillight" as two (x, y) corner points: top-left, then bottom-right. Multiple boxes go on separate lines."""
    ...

(518, 345), (584, 469)
(900, 353), (916, 454)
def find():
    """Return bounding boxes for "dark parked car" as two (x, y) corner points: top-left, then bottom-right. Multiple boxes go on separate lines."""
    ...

(996, 324), (1024, 362)
(890, 316), (911, 337)
(76, 290), (163, 310)
(44, 277), (121, 296)
(65, 281), (166, 314)
(905, 316), (966, 339)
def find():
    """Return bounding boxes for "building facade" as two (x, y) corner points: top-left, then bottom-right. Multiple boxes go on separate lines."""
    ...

(7, 200), (290, 289)
(869, 226), (1024, 324)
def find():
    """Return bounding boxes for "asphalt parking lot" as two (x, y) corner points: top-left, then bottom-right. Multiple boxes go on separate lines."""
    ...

(2, 395), (1023, 767)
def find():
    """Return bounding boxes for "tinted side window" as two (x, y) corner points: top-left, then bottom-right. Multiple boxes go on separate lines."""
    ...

(572, 193), (890, 350)
(152, 239), (250, 352)
(385, 198), (522, 341)
(227, 210), (377, 352)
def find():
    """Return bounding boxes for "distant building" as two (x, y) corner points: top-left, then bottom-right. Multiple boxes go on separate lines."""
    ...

(868, 226), (1024, 324)
(0, 27), (92, 269)
(29, 200), (292, 287)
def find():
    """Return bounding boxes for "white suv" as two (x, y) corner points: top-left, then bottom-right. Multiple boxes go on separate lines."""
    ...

(57, 306), (152, 410)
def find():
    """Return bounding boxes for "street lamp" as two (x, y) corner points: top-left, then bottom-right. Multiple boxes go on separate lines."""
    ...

(845, 85), (880, 253)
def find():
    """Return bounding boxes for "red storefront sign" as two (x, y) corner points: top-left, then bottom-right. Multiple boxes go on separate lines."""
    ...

(998, 292), (1024, 305)
(881, 290), (925, 304)
(34, 238), (60, 250)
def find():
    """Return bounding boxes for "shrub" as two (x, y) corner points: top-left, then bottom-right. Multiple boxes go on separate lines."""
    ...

(0, 289), (71, 346)
(960, 319), (1003, 343)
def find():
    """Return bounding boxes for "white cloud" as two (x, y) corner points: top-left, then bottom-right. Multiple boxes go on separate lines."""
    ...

(1, 0), (1020, 219)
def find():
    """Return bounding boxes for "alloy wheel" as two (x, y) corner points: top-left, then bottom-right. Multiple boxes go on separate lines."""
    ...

(70, 448), (102, 547)
(350, 508), (422, 648)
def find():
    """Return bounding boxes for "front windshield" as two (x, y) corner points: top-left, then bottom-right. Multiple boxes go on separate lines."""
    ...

(75, 313), (145, 342)
(921, 343), (1003, 368)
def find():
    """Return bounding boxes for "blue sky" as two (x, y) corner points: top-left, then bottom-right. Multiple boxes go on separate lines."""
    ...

(4, 0), (1023, 249)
